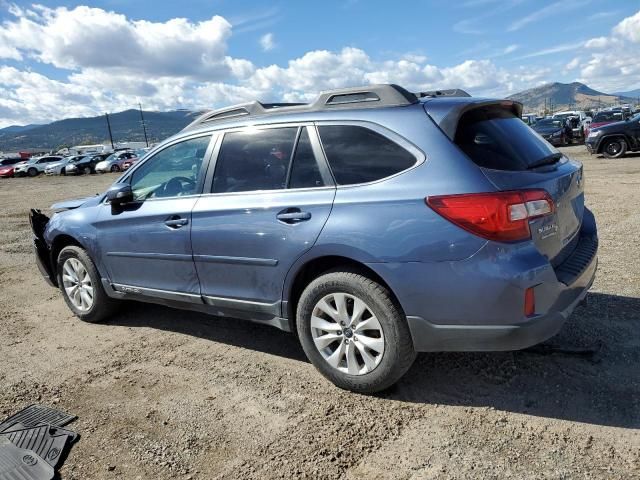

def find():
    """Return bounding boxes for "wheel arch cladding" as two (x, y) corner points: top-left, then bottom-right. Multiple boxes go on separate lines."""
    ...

(50, 234), (85, 278)
(284, 255), (403, 327)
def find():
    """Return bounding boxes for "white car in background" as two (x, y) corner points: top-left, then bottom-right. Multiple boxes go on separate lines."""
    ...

(95, 151), (137, 173)
(44, 155), (83, 175)
(14, 155), (63, 177)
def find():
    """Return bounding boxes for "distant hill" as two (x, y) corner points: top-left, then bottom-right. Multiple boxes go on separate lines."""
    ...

(613, 88), (640, 98)
(0, 109), (201, 151)
(0, 124), (42, 135)
(508, 82), (637, 113)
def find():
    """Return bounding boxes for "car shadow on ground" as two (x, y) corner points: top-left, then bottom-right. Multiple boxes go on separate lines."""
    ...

(106, 291), (639, 429)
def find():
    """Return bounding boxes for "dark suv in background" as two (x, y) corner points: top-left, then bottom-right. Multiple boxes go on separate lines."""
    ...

(586, 112), (640, 158)
(30, 85), (598, 393)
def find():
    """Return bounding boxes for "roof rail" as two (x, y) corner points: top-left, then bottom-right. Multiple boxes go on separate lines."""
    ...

(182, 84), (439, 131)
(415, 89), (471, 98)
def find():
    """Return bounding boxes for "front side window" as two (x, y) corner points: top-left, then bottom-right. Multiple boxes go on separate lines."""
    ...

(318, 125), (416, 185)
(130, 135), (211, 200)
(212, 127), (297, 193)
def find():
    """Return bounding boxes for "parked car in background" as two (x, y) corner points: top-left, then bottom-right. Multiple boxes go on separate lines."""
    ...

(64, 153), (108, 175)
(0, 157), (23, 178)
(552, 110), (591, 143)
(532, 118), (570, 146)
(44, 155), (82, 175)
(586, 112), (640, 158)
(95, 151), (137, 173)
(122, 156), (141, 171)
(521, 113), (538, 126)
(30, 84), (598, 393)
(588, 110), (626, 135)
(14, 155), (63, 177)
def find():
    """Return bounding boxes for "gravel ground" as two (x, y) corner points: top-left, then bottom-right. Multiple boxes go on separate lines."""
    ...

(0, 145), (638, 479)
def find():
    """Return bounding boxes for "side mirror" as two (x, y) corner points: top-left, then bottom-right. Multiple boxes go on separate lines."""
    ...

(106, 183), (133, 205)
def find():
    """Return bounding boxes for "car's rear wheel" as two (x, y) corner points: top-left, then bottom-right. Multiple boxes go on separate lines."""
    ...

(602, 138), (627, 159)
(110, 165), (120, 172)
(27, 167), (38, 177)
(57, 245), (119, 323)
(296, 269), (416, 393)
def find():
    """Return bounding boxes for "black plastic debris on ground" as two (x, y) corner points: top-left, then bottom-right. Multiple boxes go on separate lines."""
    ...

(0, 437), (54, 480)
(0, 405), (78, 479)
(0, 405), (76, 431)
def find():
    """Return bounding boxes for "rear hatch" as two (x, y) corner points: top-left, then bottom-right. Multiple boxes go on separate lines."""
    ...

(451, 104), (584, 266)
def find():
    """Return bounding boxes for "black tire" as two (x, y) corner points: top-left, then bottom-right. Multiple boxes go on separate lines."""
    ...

(27, 167), (38, 177)
(296, 269), (416, 393)
(602, 138), (627, 159)
(56, 245), (119, 323)
(110, 165), (120, 172)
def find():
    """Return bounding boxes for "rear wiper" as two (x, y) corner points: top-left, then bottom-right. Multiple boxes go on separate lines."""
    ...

(528, 152), (563, 170)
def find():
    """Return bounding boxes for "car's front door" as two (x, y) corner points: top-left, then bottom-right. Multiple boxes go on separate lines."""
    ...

(96, 134), (215, 299)
(191, 125), (335, 317)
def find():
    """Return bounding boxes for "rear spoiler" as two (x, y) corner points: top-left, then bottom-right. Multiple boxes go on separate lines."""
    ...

(423, 99), (523, 140)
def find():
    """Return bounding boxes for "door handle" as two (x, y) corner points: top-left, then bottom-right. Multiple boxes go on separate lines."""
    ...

(165, 216), (189, 228)
(276, 208), (312, 224)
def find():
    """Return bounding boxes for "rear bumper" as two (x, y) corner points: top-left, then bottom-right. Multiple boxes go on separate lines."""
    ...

(406, 253), (596, 352)
(366, 210), (598, 352)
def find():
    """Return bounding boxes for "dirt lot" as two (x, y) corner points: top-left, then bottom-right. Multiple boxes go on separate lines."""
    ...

(0, 145), (638, 479)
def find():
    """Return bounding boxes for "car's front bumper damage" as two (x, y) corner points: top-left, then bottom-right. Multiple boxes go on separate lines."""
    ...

(29, 209), (56, 287)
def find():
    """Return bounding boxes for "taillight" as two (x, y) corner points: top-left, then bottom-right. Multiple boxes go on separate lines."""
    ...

(426, 190), (554, 242)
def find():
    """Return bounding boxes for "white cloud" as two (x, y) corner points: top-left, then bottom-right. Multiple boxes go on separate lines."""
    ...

(613, 10), (640, 43)
(575, 10), (640, 91)
(0, 4), (235, 79)
(259, 33), (275, 52)
(508, 1), (584, 31)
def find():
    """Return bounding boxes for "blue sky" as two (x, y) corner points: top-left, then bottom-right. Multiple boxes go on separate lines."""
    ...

(0, 0), (639, 126)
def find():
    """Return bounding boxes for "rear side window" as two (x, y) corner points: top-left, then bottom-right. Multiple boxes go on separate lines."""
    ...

(318, 125), (416, 185)
(455, 107), (558, 171)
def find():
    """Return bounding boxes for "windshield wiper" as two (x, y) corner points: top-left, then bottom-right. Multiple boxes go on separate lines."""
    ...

(528, 152), (563, 170)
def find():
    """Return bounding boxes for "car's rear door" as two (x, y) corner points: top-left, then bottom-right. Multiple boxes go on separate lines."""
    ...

(96, 133), (215, 298)
(191, 124), (335, 317)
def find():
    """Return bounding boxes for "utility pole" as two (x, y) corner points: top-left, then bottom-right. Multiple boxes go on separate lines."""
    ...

(105, 113), (114, 150)
(139, 103), (149, 147)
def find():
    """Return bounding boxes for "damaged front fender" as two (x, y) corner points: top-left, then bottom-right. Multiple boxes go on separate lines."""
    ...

(29, 209), (56, 287)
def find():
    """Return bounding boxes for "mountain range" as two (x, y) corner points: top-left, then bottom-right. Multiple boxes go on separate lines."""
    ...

(1, 82), (639, 151)
(507, 82), (637, 113)
(0, 109), (201, 152)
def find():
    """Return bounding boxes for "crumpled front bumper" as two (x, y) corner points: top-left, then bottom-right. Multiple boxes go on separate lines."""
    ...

(29, 209), (56, 287)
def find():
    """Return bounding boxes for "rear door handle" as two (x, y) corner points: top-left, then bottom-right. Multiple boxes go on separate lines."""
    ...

(165, 215), (189, 228)
(276, 208), (312, 224)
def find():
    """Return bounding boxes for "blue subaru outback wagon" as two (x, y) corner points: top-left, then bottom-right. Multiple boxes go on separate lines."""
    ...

(30, 85), (598, 393)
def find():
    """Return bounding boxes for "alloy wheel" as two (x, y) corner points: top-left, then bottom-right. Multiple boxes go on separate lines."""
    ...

(310, 292), (385, 375)
(62, 258), (94, 312)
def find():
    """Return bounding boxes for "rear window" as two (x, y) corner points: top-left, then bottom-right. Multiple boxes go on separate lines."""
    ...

(318, 125), (416, 185)
(455, 107), (558, 171)
(593, 111), (623, 122)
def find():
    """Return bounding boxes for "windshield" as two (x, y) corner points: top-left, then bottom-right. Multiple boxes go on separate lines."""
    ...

(455, 106), (560, 171)
(593, 111), (623, 122)
(535, 119), (563, 128)
(553, 113), (580, 121)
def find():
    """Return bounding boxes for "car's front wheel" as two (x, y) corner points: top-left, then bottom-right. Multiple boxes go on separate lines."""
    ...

(110, 165), (120, 172)
(57, 245), (119, 323)
(602, 138), (627, 159)
(27, 167), (38, 177)
(296, 269), (416, 393)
